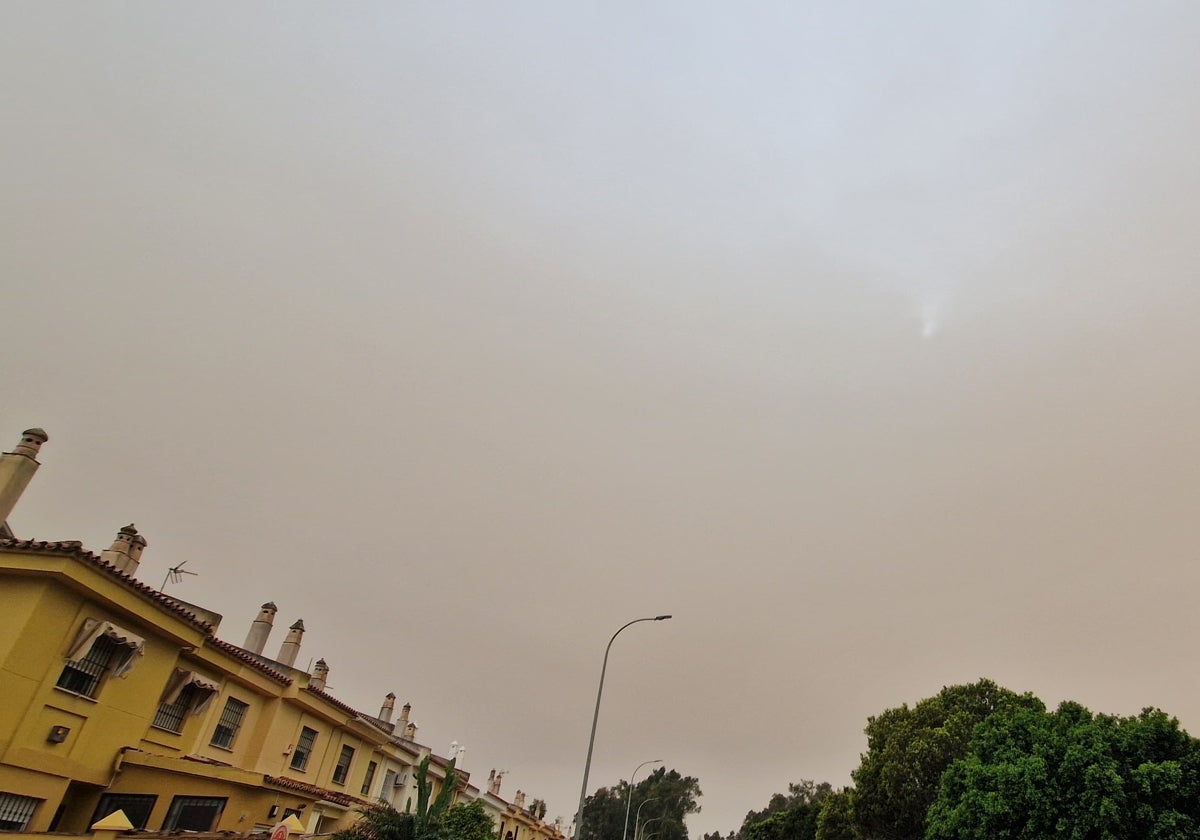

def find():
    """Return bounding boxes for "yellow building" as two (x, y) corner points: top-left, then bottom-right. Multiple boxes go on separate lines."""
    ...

(467, 772), (569, 840)
(0, 429), (467, 835)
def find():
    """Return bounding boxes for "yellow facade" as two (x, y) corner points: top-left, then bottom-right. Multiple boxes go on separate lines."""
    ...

(0, 428), (562, 840)
(0, 539), (451, 835)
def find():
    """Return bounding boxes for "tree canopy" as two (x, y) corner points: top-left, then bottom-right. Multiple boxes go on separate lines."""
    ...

(849, 678), (1037, 840)
(736, 781), (834, 840)
(577, 767), (702, 840)
(926, 700), (1200, 840)
(441, 800), (498, 840)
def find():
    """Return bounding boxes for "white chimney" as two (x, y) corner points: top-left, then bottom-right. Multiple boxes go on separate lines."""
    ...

(310, 658), (329, 691)
(0, 428), (48, 531)
(100, 524), (146, 576)
(380, 693), (396, 724)
(277, 619), (305, 667)
(244, 602), (278, 654)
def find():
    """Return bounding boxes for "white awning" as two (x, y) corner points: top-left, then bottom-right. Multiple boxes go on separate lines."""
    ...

(162, 669), (221, 714)
(65, 618), (146, 678)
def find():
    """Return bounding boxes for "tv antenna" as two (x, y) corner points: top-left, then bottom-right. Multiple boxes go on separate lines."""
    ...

(161, 560), (199, 592)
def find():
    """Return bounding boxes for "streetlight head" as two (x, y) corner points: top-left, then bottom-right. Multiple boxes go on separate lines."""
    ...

(655, 615), (672, 621)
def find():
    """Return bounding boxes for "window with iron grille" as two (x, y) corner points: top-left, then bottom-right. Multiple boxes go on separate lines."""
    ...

(55, 634), (121, 698)
(290, 726), (317, 771)
(91, 795), (157, 830)
(153, 684), (202, 733)
(361, 760), (378, 796)
(0, 792), (41, 832)
(163, 796), (226, 832)
(332, 744), (355, 785)
(209, 698), (248, 749)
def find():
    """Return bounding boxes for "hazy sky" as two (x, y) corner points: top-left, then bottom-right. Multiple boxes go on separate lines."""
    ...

(4, 2), (1200, 835)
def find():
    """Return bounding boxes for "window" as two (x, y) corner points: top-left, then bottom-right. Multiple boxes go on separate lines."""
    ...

(91, 795), (157, 830)
(332, 744), (355, 785)
(57, 635), (120, 697)
(0, 793), (40, 832)
(163, 796), (226, 832)
(209, 698), (248, 749)
(153, 684), (200, 733)
(361, 761), (378, 796)
(290, 727), (317, 771)
(56, 619), (145, 698)
(152, 671), (219, 733)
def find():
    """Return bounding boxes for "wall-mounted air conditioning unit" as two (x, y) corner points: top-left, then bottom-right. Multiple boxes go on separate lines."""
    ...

(394, 773), (409, 787)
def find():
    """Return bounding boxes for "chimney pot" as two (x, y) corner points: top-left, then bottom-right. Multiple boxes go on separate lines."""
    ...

(380, 693), (396, 723)
(101, 524), (145, 576)
(244, 601), (278, 654)
(0, 428), (49, 535)
(276, 618), (305, 667)
(11, 429), (48, 459)
(310, 658), (329, 691)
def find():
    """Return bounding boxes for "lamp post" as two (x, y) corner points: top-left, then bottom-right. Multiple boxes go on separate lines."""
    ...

(573, 615), (673, 840)
(632, 797), (661, 840)
(639, 815), (671, 840)
(622, 760), (663, 840)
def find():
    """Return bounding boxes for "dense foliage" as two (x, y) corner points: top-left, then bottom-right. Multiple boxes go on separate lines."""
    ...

(926, 700), (1200, 839)
(849, 678), (1037, 840)
(578, 767), (702, 840)
(736, 781), (834, 840)
(335, 755), (469, 840)
(441, 800), (500, 840)
(727, 679), (1200, 840)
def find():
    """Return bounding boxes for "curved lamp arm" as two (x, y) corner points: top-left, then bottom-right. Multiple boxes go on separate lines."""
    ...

(622, 761), (662, 840)
(574, 615), (672, 839)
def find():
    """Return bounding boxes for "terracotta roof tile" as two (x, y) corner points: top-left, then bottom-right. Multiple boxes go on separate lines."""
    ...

(0, 538), (296, 686)
(264, 774), (364, 808)
(207, 637), (294, 685)
(303, 685), (365, 718)
(0, 538), (215, 632)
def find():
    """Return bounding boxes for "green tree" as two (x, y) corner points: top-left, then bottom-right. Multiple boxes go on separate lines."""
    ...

(333, 802), (416, 840)
(813, 790), (857, 840)
(926, 700), (1200, 840)
(442, 800), (498, 840)
(578, 767), (702, 840)
(737, 781), (834, 840)
(850, 678), (1037, 840)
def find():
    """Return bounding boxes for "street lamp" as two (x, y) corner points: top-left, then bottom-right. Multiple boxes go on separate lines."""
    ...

(573, 615), (673, 840)
(639, 814), (672, 840)
(632, 797), (661, 840)
(622, 760), (663, 840)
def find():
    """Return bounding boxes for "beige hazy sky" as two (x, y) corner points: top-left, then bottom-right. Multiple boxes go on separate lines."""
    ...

(4, 2), (1200, 835)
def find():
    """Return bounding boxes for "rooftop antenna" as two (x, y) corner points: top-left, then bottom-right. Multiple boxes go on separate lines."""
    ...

(161, 560), (199, 592)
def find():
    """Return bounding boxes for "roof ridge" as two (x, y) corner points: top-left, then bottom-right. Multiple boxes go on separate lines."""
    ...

(0, 538), (215, 632)
(206, 637), (294, 685)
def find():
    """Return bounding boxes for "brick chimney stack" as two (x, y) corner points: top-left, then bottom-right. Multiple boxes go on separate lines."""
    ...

(277, 619), (305, 667)
(0, 428), (48, 529)
(310, 658), (329, 691)
(101, 524), (147, 576)
(244, 602), (277, 654)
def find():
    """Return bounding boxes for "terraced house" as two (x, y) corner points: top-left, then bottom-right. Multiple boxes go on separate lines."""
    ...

(0, 428), (513, 836)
